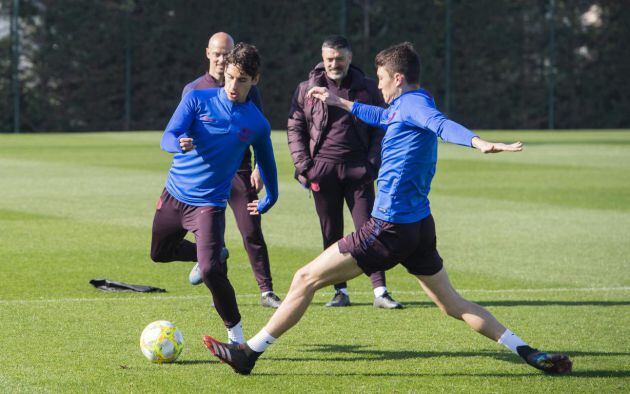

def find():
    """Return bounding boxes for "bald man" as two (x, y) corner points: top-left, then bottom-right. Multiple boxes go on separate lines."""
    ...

(181, 33), (281, 308)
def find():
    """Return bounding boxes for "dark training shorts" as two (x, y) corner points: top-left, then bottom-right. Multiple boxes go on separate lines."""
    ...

(338, 214), (443, 276)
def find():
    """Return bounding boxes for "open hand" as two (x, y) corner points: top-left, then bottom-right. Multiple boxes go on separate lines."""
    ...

(307, 87), (342, 107)
(472, 137), (523, 154)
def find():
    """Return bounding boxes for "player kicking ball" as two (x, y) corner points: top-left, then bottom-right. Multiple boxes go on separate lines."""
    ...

(203, 42), (572, 375)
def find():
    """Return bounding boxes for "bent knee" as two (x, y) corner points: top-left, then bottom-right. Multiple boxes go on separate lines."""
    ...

(293, 267), (311, 284)
(293, 267), (318, 290)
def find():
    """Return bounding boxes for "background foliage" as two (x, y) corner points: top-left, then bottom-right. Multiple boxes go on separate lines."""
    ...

(1, 0), (629, 132)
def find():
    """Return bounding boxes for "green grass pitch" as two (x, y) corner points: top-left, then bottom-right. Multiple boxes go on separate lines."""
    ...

(0, 130), (628, 392)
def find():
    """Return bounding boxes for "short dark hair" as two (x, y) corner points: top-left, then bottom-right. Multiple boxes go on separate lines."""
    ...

(226, 42), (261, 78)
(322, 35), (352, 51)
(375, 42), (420, 84)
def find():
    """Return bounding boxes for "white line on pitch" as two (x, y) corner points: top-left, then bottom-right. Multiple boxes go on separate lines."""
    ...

(0, 286), (628, 305)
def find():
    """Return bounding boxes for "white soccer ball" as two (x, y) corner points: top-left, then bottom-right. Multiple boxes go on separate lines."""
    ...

(139, 320), (184, 363)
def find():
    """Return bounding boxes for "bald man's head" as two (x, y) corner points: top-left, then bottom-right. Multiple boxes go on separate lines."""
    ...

(206, 32), (235, 81)
(208, 32), (234, 49)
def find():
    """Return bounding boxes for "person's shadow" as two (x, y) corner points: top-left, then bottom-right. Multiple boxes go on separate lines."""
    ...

(175, 344), (629, 378)
(262, 343), (630, 378)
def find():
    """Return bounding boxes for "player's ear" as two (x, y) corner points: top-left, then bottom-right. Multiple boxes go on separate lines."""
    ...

(205, 47), (211, 60)
(251, 73), (260, 85)
(396, 73), (407, 86)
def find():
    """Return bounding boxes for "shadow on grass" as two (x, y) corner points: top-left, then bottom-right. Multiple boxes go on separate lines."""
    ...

(303, 344), (628, 359)
(253, 370), (630, 378)
(268, 344), (627, 363)
(261, 344), (630, 378)
(176, 347), (629, 378)
(175, 359), (217, 365)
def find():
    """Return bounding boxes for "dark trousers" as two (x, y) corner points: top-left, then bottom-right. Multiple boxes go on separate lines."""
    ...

(228, 170), (273, 292)
(309, 160), (386, 290)
(150, 189), (240, 328)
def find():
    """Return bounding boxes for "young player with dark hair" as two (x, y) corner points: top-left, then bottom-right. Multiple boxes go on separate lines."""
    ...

(203, 42), (572, 376)
(182, 32), (281, 309)
(150, 42), (279, 345)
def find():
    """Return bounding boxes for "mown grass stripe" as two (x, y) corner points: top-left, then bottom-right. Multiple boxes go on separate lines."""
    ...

(1, 287), (627, 305)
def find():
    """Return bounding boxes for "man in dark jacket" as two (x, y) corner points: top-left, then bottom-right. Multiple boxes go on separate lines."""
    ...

(182, 32), (281, 309)
(287, 35), (402, 309)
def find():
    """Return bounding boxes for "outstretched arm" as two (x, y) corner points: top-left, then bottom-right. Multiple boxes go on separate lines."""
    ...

(307, 86), (385, 128)
(405, 104), (478, 147)
(307, 86), (353, 111)
(403, 99), (523, 153)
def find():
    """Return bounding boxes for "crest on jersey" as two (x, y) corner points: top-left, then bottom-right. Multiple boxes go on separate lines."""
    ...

(201, 115), (217, 123)
(238, 128), (254, 142)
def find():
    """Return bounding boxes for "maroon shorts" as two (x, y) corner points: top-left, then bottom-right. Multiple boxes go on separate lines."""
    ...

(338, 215), (443, 276)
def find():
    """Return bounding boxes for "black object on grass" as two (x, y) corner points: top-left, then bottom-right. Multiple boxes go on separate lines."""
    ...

(89, 279), (166, 293)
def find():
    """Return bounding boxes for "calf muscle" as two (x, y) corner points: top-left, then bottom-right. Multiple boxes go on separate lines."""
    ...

(416, 269), (506, 341)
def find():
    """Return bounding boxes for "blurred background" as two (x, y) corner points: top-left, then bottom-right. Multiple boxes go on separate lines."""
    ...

(1, 0), (629, 133)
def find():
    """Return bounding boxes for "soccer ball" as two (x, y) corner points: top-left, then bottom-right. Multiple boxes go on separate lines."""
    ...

(139, 320), (184, 363)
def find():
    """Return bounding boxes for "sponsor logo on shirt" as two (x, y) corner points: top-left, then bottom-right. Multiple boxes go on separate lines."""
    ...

(238, 128), (254, 142)
(201, 115), (217, 123)
(386, 111), (398, 123)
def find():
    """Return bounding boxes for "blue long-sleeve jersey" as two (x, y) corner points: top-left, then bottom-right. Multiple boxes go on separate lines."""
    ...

(161, 87), (278, 213)
(351, 89), (477, 223)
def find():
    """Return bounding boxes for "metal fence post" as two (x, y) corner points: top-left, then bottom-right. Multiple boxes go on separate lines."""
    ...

(11, 0), (20, 133)
(339, 0), (347, 36)
(444, 0), (452, 116)
(362, 0), (370, 62)
(547, 0), (556, 129)
(124, 7), (132, 131)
